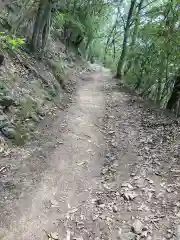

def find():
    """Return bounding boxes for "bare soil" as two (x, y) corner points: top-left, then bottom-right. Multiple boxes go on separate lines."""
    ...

(0, 67), (180, 240)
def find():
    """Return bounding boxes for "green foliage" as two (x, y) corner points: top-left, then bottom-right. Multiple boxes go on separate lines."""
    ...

(47, 59), (66, 88)
(13, 124), (29, 146)
(0, 32), (25, 50)
(19, 98), (38, 120)
(52, 0), (112, 60)
(125, 0), (180, 106)
(1, 0), (180, 115)
(54, 12), (85, 34)
(0, 81), (8, 96)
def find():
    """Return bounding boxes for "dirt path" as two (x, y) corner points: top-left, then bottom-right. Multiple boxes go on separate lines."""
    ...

(1, 68), (180, 240)
(0, 69), (109, 239)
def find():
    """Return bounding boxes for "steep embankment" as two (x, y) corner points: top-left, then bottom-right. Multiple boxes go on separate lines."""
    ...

(0, 41), (79, 147)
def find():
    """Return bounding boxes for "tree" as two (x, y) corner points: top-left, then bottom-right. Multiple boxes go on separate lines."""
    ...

(166, 70), (180, 113)
(30, 0), (55, 55)
(116, 0), (137, 78)
(125, 0), (145, 74)
(1, 0), (180, 115)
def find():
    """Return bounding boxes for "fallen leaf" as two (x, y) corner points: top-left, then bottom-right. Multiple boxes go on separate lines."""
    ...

(77, 161), (87, 166)
(122, 191), (137, 200)
(0, 166), (6, 173)
(113, 205), (118, 212)
(50, 232), (59, 239)
(121, 182), (134, 189)
(68, 208), (78, 214)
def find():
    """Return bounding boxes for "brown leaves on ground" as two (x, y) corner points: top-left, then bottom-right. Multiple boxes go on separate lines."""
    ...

(99, 83), (180, 239)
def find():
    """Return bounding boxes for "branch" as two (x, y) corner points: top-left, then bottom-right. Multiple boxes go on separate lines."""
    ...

(120, 15), (126, 30)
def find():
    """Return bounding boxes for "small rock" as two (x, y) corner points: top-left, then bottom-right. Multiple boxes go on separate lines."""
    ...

(155, 171), (161, 176)
(95, 199), (104, 205)
(108, 130), (115, 134)
(142, 226), (148, 231)
(147, 192), (153, 202)
(0, 96), (15, 109)
(113, 205), (118, 213)
(121, 182), (133, 189)
(119, 232), (136, 240)
(1, 126), (16, 139)
(51, 199), (58, 206)
(102, 167), (108, 175)
(166, 233), (173, 239)
(77, 221), (84, 229)
(166, 229), (173, 239)
(99, 204), (105, 209)
(92, 214), (99, 221)
(0, 114), (9, 128)
(37, 109), (45, 117)
(166, 188), (173, 193)
(148, 179), (154, 184)
(132, 219), (143, 235)
(27, 122), (35, 131)
(0, 114), (8, 121)
(135, 177), (144, 188)
(31, 113), (40, 122)
(130, 173), (135, 177)
(146, 235), (152, 240)
(141, 230), (148, 238)
(100, 214), (106, 220)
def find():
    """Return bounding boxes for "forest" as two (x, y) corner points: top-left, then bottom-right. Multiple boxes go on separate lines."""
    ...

(1, 1), (180, 239)
(0, 0), (180, 114)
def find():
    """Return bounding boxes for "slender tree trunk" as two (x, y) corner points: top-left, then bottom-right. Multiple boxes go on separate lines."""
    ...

(30, 0), (53, 54)
(104, 20), (117, 62)
(125, 0), (144, 74)
(116, 0), (137, 78)
(167, 70), (180, 111)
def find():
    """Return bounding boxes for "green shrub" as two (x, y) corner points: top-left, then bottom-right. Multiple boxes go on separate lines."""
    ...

(13, 124), (29, 146)
(0, 32), (25, 51)
(19, 98), (37, 120)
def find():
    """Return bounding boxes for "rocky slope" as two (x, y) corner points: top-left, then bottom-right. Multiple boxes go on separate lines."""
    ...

(0, 38), (88, 151)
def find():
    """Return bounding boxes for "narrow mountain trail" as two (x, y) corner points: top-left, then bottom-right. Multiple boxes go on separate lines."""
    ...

(0, 68), (109, 240)
(1, 67), (180, 240)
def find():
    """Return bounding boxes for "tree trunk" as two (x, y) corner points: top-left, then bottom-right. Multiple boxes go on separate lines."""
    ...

(104, 20), (117, 62)
(166, 71), (180, 111)
(30, 0), (53, 54)
(125, 0), (144, 74)
(116, 0), (137, 78)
